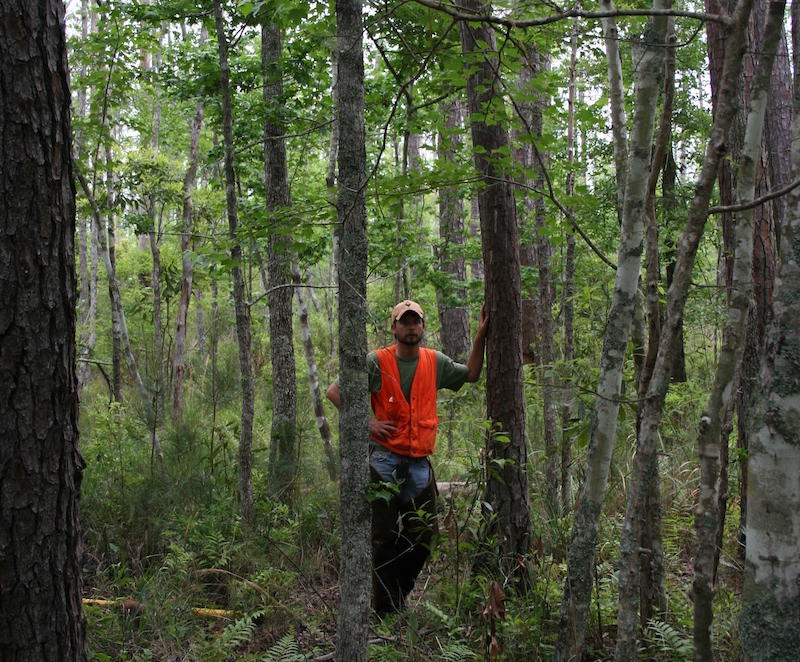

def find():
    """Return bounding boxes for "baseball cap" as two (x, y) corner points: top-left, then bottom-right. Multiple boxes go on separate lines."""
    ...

(391, 300), (425, 326)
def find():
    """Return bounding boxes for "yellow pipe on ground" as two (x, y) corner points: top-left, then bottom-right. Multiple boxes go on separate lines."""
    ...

(82, 598), (234, 619)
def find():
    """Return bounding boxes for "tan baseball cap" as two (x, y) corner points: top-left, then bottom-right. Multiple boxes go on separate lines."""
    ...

(391, 300), (425, 326)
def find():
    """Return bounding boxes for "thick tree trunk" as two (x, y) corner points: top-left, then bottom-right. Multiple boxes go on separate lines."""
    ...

(613, 0), (754, 658)
(741, 8), (800, 654)
(335, 0), (372, 655)
(292, 258), (337, 480)
(437, 98), (471, 363)
(263, 21), (298, 507)
(460, 0), (530, 566)
(172, 30), (206, 423)
(554, 4), (671, 660)
(214, 0), (256, 525)
(0, 2), (87, 657)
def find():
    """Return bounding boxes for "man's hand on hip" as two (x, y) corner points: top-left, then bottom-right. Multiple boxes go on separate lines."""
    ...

(370, 419), (398, 442)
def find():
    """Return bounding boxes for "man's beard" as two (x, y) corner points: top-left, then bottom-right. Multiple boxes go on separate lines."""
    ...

(396, 334), (421, 346)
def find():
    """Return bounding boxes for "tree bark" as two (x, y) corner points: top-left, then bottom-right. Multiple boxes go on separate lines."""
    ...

(214, 0), (256, 525)
(263, 20), (298, 507)
(0, 1), (87, 657)
(335, 0), (372, 655)
(460, 0), (530, 566)
(739, 6), (800, 658)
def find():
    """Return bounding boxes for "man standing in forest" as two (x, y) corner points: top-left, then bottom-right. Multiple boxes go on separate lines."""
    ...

(326, 299), (488, 616)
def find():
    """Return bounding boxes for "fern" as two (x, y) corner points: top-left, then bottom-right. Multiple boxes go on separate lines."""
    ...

(202, 610), (263, 662)
(200, 527), (231, 569)
(437, 641), (479, 661)
(644, 619), (693, 661)
(263, 628), (306, 662)
(160, 542), (194, 577)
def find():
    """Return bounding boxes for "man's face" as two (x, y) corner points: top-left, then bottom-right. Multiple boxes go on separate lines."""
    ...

(392, 312), (424, 346)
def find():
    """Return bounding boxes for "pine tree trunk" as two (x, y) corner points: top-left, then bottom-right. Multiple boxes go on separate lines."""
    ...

(214, 0), (255, 525)
(263, 20), (298, 507)
(0, 1), (87, 656)
(460, 0), (530, 566)
(335, 0), (372, 653)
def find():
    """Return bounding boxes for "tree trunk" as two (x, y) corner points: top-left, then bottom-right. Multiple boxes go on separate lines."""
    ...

(76, 0), (94, 394)
(106, 144), (123, 404)
(741, 7), (800, 654)
(436, 98), (471, 363)
(214, 0), (256, 525)
(263, 20), (298, 508)
(637, 20), (676, 632)
(554, 4), (671, 659)
(292, 258), (337, 480)
(172, 29), (206, 423)
(460, 0), (530, 567)
(613, 0), (754, 658)
(469, 198), (484, 282)
(0, 1), (87, 656)
(560, 12), (579, 515)
(515, 41), (559, 518)
(76, 170), (164, 460)
(335, 0), (372, 654)
(149, 219), (164, 420)
(601, 0), (629, 225)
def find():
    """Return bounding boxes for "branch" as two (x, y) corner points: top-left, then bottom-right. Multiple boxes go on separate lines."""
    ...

(408, 0), (732, 28)
(707, 176), (800, 214)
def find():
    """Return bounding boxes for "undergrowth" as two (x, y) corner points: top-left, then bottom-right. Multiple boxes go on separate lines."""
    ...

(78, 343), (742, 661)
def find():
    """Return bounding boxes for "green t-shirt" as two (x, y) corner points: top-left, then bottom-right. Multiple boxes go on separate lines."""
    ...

(367, 349), (470, 403)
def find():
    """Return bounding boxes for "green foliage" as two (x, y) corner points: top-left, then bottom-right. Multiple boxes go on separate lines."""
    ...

(643, 619), (693, 662)
(69, 0), (741, 658)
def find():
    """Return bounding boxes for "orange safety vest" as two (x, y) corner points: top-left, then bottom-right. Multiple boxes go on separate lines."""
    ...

(371, 346), (439, 457)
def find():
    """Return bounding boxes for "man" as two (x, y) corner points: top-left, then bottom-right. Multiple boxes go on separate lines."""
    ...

(326, 299), (488, 615)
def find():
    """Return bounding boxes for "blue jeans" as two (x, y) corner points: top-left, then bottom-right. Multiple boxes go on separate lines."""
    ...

(369, 443), (431, 504)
